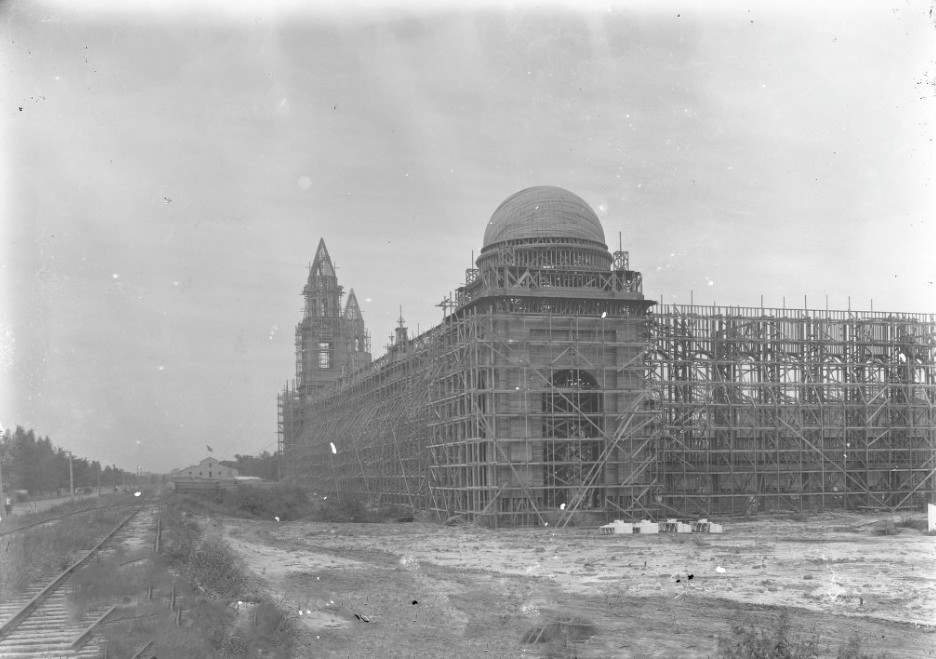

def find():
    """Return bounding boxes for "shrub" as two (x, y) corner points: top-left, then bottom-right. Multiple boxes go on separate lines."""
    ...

(320, 493), (370, 522)
(66, 551), (163, 619)
(185, 537), (245, 600)
(221, 485), (314, 521)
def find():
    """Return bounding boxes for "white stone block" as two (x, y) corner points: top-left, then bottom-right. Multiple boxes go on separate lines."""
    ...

(635, 519), (659, 534)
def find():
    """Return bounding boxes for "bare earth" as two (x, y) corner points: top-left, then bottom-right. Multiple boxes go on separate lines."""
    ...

(208, 512), (936, 658)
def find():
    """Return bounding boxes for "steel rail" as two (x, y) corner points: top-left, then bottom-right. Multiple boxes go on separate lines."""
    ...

(0, 506), (141, 641)
(71, 605), (118, 650)
(0, 495), (154, 538)
(129, 639), (154, 659)
(0, 504), (109, 537)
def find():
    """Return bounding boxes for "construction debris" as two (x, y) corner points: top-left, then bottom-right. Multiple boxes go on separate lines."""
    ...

(692, 519), (723, 534)
(634, 519), (659, 534)
(599, 520), (633, 535)
(599, 518), (722, 535)
(660, 518), (692, 533)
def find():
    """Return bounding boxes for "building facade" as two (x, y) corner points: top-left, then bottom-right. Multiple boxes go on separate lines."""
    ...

(279, 186), (936, 526)
(171, 457), (239, 481)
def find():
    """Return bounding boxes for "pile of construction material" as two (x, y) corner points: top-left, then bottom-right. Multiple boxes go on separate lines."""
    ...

(660, 519), (692, 533)
(599, 517), (723, 535)
(692, 518), (723, 533)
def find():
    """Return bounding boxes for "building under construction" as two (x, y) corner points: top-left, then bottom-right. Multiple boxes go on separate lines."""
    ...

(278, 186), (936, 526)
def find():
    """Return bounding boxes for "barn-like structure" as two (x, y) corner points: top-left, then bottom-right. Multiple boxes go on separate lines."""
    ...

(278, 186), (936, 526)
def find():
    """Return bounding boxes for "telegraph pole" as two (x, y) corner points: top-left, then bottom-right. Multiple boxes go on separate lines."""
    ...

(69, 453), (74, 500)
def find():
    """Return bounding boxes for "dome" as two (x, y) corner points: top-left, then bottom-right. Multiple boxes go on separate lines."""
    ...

(482, 186), (606, 250)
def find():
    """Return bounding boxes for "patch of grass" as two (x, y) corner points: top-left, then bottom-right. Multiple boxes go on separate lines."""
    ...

(224, 601), (295, 657)
(2, 492), (299, 658)
(160, 495), (297, 657)
(718, 614), (820, 658)
(318, 493), (414, 523)
(0, 505), (131, 599)
(161, 504), (245, 600)
(836, 635), (890, 659)
(171, 486), (415, 524)
(188, 537), (246, 599)
(717, 615), (888, 659)
(66, 549), (164, 620)
(221, 485), (316, 521)
(101, 605), (220, 658)
(320, 493), (371, 522)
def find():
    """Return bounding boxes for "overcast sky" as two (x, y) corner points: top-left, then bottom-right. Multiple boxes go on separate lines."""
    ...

(2, 1), (934, 473)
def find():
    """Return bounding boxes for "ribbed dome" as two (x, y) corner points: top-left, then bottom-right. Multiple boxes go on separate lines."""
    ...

(482, 186), (606, 250)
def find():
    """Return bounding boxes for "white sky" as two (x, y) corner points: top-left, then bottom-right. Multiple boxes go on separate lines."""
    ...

(2, 1), (934, 472)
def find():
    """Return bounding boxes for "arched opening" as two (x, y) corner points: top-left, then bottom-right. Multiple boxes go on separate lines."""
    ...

(542, 369), (602, 509)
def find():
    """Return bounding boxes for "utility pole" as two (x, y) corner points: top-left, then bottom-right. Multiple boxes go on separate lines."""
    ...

(97, 465), (101, 497)
(69, 453), (74, 500)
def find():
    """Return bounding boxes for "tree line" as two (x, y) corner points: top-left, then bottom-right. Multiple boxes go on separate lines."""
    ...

(0, 425), (133, 496)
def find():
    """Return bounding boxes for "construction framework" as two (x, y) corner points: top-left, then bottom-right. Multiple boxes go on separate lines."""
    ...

(279, 274), (655, 527)
(649, 305), (936, 517)
(426, 296), (654, 527)
(277, 187), (936, 526)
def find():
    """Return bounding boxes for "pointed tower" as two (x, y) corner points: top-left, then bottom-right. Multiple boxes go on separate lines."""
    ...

(342, 289), (372, 373)
(295, 239), (373, 396)
(296, 239), (344, 395)
(305, 239), (342, 320)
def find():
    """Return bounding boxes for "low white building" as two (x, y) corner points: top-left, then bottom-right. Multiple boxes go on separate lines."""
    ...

(171, 457), (239, 481)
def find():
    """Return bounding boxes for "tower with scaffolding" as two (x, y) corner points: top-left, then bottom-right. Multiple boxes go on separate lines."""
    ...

(278, 186), (936, 525)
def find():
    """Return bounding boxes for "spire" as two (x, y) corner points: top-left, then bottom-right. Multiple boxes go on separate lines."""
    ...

(344, 289), (363, 321)
(303, 238), (342, 320)
(309, 238), (336, 279)
(394, 307), (408, 345)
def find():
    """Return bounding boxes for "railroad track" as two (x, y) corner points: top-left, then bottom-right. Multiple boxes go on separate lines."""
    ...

(0, 506), (109, 539)
(0, 502), (160, 658)
(0, 494), (155, 539)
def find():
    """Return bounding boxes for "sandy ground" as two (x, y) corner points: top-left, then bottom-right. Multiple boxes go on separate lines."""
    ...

(208, 512), (936, 658)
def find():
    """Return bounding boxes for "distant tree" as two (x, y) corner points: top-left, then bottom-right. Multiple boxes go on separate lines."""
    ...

(35, 435), (58, 491)
(6, 426), (39, 491)
(0, 425), (134, 495)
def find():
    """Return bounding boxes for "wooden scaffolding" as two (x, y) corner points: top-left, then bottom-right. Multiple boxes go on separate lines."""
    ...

(277, 239), (935, 525)
(649, 305), (936, 516)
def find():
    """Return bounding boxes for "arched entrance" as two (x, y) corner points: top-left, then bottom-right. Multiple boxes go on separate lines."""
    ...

(542, 369), (603, 509)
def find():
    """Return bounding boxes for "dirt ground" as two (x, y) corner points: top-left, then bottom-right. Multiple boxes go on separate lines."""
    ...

(208, 511), (936, 658)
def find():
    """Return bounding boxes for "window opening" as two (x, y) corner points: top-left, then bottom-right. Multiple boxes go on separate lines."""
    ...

(318, 342), (331, 369)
